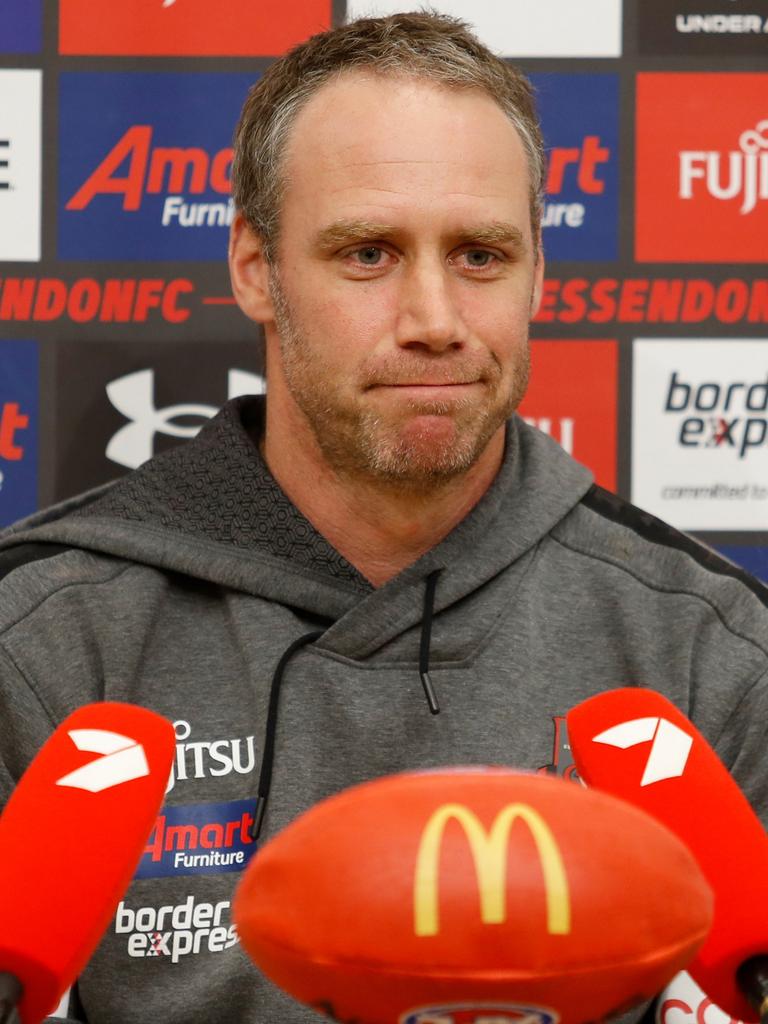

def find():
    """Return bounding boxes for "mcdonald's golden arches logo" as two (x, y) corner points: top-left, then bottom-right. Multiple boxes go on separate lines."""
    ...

(413, 802), (571, 937)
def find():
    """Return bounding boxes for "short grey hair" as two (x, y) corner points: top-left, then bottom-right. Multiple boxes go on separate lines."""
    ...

(231, 11), (545, 263)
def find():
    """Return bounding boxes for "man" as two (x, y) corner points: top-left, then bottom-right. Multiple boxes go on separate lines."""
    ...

(0, 12), (766, 1024)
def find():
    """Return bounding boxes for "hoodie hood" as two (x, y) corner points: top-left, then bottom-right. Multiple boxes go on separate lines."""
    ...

(0, 396), (594, 658)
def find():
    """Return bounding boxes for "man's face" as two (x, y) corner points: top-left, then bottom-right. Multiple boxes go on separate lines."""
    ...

(262, 73), (543, 489)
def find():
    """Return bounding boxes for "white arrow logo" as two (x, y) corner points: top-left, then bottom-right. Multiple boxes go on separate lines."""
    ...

(56, 729), (150, 793)
(592, 717), (693, 787)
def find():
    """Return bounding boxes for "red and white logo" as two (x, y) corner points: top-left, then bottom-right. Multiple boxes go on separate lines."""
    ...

(59, 0), (332, 56)
(636, 73), (768, 262)
(680, 119), (768, 216)
(518, 340), (617, 491)
(657, 970), (742, 1024)
(56, 729), (150, 792)
(592, 717), (693, 787)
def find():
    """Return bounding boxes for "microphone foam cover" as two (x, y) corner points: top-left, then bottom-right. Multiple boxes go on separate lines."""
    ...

(0, 702), (175, 1024)
(568, 687), (768, 1022)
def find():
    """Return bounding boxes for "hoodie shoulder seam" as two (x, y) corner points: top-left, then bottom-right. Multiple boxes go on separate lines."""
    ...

(0, 642), (61, 732)
(0, 542), (76, 585)
(710, 663), (768, 752)
(0, 556), (134, 638)
(550, 528), (768, 662)
(582, 485), (768, 607)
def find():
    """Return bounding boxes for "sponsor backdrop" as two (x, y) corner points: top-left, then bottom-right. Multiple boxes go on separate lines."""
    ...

(0, 0), (766, 604)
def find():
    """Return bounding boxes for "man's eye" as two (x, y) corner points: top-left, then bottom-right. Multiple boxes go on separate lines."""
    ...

(353, 246), (384, 265)
(463, 250), (495, 268)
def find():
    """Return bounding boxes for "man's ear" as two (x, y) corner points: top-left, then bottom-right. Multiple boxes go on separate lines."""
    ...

(228, 212), (275, 323)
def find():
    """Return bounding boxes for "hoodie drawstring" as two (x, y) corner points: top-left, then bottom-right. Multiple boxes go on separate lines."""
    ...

(419, 568), (442, 716)
(251, 570), (443, 841)
(251, 630), (324, 841)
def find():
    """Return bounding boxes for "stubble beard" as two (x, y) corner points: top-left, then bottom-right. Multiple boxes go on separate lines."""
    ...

(269, 271), (531, 493)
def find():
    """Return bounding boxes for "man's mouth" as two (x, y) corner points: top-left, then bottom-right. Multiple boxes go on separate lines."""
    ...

(369, 379), (482, 389)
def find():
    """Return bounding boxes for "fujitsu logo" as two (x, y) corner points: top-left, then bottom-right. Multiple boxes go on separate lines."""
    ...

(592, 717), (693, 787)
(679, 119), (768, 215)
(166, 719), (258, 794)
(56, 729), (149, 792)
(105, 368), (265, 469)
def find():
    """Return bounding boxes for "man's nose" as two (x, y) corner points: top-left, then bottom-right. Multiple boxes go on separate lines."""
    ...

(394, 261), (465, 352)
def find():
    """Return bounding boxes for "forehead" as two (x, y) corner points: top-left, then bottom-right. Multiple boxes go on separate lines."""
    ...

(279, 72), (532, 235)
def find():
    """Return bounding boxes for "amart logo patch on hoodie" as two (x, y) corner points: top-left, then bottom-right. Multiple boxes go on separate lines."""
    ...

(136, 797), (258, 879)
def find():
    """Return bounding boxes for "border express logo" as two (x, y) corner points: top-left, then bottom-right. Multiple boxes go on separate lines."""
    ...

(58, 73), (255, 260)
(115, 895), (238, 962)
(532, 74), (619, 261)
(636, 73), (768, 262)
(136, 797), (258, 878)
(632, 339), (768, 531)
(0, 341), (38, 528)
(59, 0), (331, 56)
(518, 340), (618, 491)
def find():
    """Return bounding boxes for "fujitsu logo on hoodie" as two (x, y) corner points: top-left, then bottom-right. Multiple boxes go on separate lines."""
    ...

(166, 720), (257, 793)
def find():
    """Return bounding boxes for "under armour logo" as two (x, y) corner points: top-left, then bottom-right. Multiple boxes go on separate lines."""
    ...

(591, 717), (693, 787)
(105, 368), (265, 469)
(56, 729), (150, 792)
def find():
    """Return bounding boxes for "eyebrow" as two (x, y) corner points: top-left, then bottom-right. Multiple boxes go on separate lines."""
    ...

(455, 222), (526, 250)
(313, 220), (396, 251)
(313, 219), (528, 253)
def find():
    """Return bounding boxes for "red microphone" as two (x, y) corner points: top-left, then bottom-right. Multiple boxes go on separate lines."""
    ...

(0, 702), (175, 1024)
(567, 687), (768, 1023)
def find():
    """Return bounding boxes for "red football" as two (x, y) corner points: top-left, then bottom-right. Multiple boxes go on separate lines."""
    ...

(234, 768), (713, 1024)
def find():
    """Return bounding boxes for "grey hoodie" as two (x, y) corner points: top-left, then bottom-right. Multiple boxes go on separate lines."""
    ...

(0, 396), (766, 1024)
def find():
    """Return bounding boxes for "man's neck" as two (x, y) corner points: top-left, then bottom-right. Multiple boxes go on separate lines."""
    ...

(262, 410), (505, 588)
